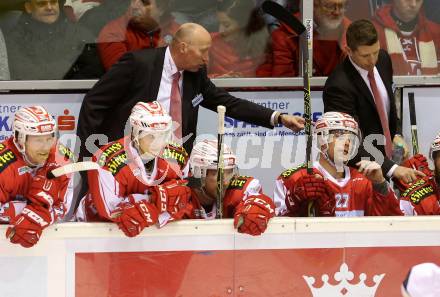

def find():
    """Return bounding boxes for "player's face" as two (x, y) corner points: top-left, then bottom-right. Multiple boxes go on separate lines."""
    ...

(348, 41), (380, 72)
(138, 131), (169, 159)
(314, 0), (347, 30)
(25, 0), (60, 24)
(25, 134), (55, 165)
(327, 130), (358, 165)
(203, 168), (235, 199)
(392, 0), (423, 23)
(217, 12), (240, 42)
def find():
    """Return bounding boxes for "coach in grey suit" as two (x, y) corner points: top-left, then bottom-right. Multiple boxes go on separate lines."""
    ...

(323, 19), (423, 184)
(77, 23), (304, 157)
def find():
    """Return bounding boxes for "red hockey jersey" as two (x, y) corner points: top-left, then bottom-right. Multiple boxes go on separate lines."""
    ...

(274, 162), (403, 217)
(78, 137), (188, 222)
(188, 175), (263, 219)
(0, 137), (74, 223)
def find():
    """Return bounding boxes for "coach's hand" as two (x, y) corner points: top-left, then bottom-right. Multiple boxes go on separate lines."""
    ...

(393, 165), (425, 184)
(278, 113), (305, 132)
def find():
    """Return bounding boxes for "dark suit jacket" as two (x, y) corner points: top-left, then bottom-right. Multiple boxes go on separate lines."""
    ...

(323, 49), (398, 174)
(77, 47), (275, 157)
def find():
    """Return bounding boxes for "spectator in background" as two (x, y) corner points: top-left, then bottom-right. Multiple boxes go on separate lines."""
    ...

(78, 0), (129, 38)
(372, 0), (440, 75)
(168, 0), (218, 32)
(0, 29), (10, 80)
(63, 0), (101, 23)
(98, 0), (178, 71)
(208, 0), (271, 78)
(268, 0), (350, 77)
(5, 0), (103, 79)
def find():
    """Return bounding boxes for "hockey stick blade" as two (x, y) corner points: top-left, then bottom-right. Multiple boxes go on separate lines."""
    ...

(47, 161), (101, 179)
(262, 1), (306, 35)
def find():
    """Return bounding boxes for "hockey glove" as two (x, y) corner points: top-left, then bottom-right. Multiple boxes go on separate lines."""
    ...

(234, 194), (275, 236)
(401, 154), (432, 177)
(111, 201), (159, 237)
(6, 205), (52, 248)
(149, 179), (192, 221)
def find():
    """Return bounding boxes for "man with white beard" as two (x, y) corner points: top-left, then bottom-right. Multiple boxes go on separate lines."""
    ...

(269, 0), (351, 77)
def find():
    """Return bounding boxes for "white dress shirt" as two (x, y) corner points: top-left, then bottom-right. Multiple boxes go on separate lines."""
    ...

(349, 57), (397, 177)
(156, 47), (183, 114)
(349, 57), (390, 116)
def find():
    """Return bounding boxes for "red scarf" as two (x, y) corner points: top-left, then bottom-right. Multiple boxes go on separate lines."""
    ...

(374, 5), (439, 75)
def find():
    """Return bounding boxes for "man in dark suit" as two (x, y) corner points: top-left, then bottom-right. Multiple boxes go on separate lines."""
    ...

(323, 19), (423, 184)
(77, 22), (304, 158)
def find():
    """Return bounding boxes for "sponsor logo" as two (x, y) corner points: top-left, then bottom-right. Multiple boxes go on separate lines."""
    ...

(281, 164), (307, 178)
(18, 166), (32, 175)
(162, 147), (186, 166)
(58, 144), (75, 161)
(228, 176), (248, 189)
(0, 149), (17, 173)
(98, 142), (124, 167)
(402, 179), (435, 204)
(106, 151), (128, 175)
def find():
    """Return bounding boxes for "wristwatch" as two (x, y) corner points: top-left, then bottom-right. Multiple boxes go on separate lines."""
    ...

(277, 112), (288, 125)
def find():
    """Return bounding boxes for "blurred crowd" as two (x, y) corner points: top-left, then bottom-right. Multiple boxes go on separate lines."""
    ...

(0, 0), (440, 80)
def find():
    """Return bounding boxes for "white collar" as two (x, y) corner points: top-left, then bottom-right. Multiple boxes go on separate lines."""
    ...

(349, 55), (372, 78)
(164, 47), (181, 77)
(315, 160), (351, 188)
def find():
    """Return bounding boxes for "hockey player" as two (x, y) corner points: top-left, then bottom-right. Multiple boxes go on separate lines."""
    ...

(4, 106), (74, 248)
(185, 139), (275, 236)
(394, 132), (440, 215)
(77, 101), (191, 237)
(274, 112), (403, 217)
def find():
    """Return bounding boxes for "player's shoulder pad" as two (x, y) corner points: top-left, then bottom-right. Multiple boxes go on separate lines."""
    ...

(0, 142), (18, 173)
(279, 163), (307, 179)
(56, 143), (76, 162)
(401, 178), (436, 205)
(96, 140), (127, 175)
(227, 175), (253, 190)
(161, 142), (189, 168)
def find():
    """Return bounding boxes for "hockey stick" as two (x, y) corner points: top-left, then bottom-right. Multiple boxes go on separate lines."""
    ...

(47, 161), (101, 179)
(216, 105), (226, 219)
(408, 92), (419, 155)
(263, 1), (315, 216)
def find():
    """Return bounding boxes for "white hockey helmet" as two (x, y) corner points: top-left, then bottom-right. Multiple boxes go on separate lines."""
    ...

(429, 132), (440, 161)
(190, 139), (237, 178)
(129, 101), (172, 158)
(314, 112), (360, 153)
(13, 105), (57, 154)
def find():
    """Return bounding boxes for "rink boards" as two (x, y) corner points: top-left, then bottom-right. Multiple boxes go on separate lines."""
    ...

(0, 217), (440, 297)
